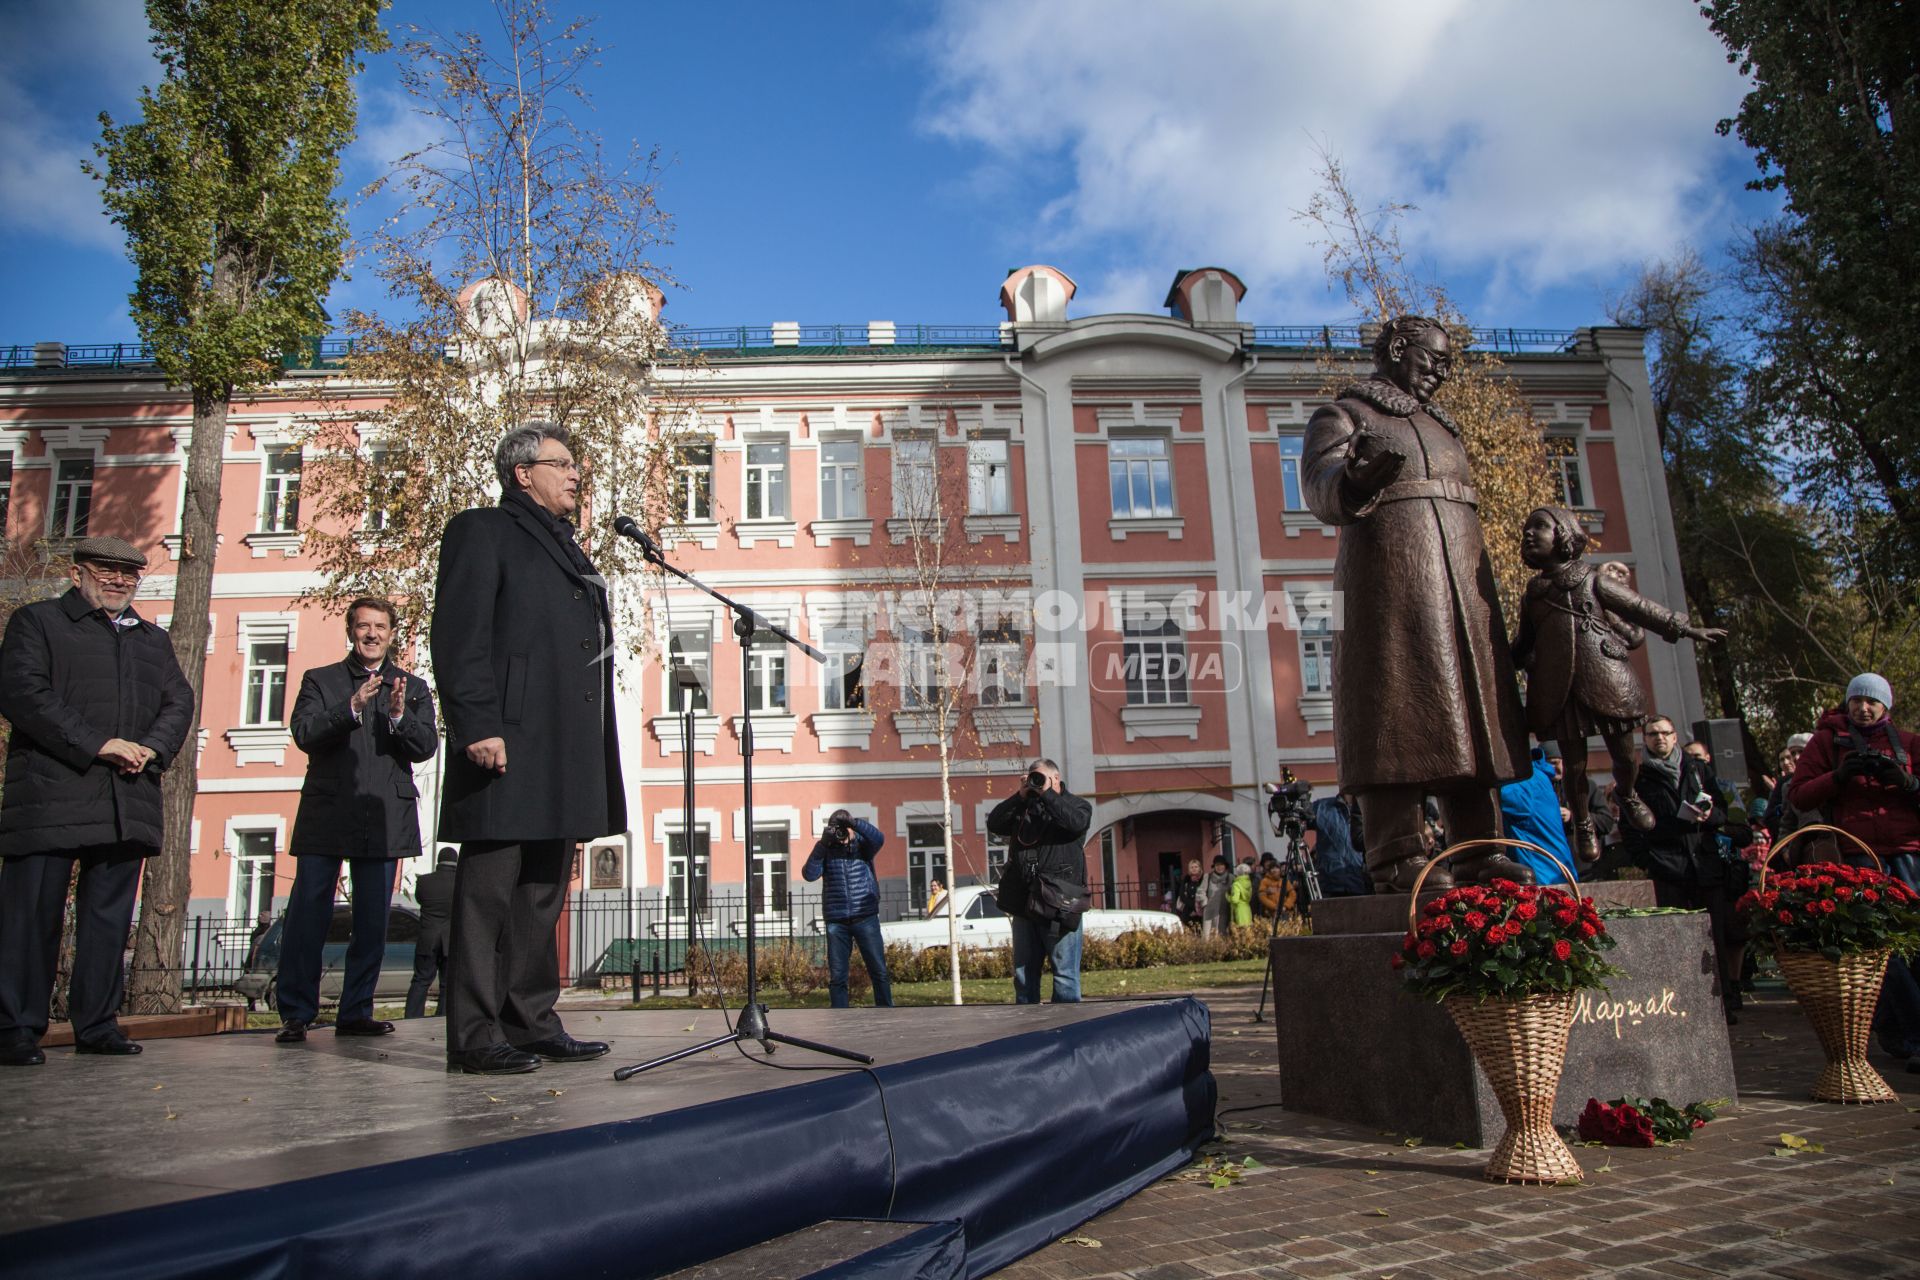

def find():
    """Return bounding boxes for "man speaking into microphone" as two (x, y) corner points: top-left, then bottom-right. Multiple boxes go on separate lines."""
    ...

(431, 424), (626, 1075)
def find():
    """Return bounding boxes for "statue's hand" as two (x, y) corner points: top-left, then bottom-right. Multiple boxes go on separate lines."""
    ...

(1346, 430), (1407, 496)
(1686, 626), (1728, 646)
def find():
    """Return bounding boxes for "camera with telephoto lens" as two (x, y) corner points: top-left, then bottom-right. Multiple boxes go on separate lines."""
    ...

(1265, 767), (1313, 838)
(1025, 769), (1049, 792)
(824, 810), (854, 844)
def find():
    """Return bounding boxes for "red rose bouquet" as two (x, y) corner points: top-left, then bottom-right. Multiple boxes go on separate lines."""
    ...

(1576, 1096), (1719, 1147)
(1394, 879), (1621, 1001)
(1735, 862), (1920, 961)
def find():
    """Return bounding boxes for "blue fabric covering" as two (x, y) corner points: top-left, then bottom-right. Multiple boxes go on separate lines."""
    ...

(6, 1001), (1215, 1280)
(1500, 750), (1578, 886)
(806, 1219), (967, 1279)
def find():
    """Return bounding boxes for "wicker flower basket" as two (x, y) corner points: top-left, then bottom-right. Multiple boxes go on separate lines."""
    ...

(1414, 839), (1585, 1184)
(1761, 825), (1898, 1105)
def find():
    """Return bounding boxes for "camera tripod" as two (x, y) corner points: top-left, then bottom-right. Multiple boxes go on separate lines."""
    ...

(610, 521), (872, 1079)
(1253, 774), (1318, 1025)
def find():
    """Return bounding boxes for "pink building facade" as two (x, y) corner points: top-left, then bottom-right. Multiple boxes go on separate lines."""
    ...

(0, 265), (1702, 964)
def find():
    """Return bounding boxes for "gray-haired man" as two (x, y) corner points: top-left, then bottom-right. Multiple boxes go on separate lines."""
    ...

(430, 425), (626, 1075)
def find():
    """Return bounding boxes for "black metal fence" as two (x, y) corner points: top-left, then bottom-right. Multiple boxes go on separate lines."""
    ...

(166, 878), (1183, 1004)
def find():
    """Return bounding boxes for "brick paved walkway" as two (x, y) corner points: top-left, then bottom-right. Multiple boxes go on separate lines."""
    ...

(1001, 985), (1920, 1280)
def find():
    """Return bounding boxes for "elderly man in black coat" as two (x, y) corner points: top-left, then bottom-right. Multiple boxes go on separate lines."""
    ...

(0, 536), (193, 1065)
(431, 424), (626, 1075)
(274, 597), (439, 1044)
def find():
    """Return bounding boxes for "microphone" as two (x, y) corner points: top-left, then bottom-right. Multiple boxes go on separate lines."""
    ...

(612, 514), (659, 558)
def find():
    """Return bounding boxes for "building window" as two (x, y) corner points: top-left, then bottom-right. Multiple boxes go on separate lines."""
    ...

(818, 439), (863, 519)
(50, 454), (93, 539)
(665, 828), (711, 919)
(1108, 436), (1172, 518)
(0, 451), (12, 531)
(260, 445), (302, 532)
(665, 628), (711, 714)
(365, 444), (405, 532)
(1545, 435), (1585, 508)
(1100, 828), (1119, 909)
(893, 437), (936, 519)
(746, 628), (787, 713)
(907, 821), (949, 908)
(977, 618), (1024, 706)
(1214, 820), (1236, 865)
(986, 833), (1009, 882)
(900, 622), (944, 709)
(967, 438), (1011, 515)
(750, 828), (789, 917)
(821, 625), (865, 710)
(1300, 613), (1334, 696)
(744, 440), (789, 520)
(1122, 612), (1187, 706)
(673, 443), (713, 522)
(234, 829), (276, 922)
(243, 640), (290, 725)
(1278, 435), (1306, 511)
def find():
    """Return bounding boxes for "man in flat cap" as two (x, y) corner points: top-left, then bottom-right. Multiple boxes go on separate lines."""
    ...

(0, 536), (193, 1065)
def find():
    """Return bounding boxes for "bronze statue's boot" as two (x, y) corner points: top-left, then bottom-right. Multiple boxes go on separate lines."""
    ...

(1574, 821), (1601, 865)
(1453, 850), (1536, 885)
(1372, 857), (1453, 895)
(1621, 793), (1655, 831)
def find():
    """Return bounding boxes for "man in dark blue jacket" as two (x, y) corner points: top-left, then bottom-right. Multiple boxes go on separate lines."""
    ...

(0, 536), (193, 1065)
(274, 597), (438, 1043)
(802, 810), (892, 1008)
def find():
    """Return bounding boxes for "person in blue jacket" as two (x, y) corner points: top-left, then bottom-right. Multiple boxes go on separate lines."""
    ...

(802, 809), (893, 1008)
(1499, 745), (1579, 886)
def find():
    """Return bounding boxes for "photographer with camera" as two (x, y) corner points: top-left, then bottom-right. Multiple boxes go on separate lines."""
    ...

(989, 759), (1094, 1003)
(801, 809), (893, 1009)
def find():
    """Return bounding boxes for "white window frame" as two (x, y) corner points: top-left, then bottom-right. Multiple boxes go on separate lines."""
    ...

(673, 441), (715, 523)
(1107, 433), (1174, 519)
(749, 826), (791, 920)
(259, 444), (303, 533)
(242, 638), (291, 727)
(818, 437), (863, 520)
(899, 620), (946, 710)
(223, 814), (287, 919)
(819, 623), (866, 711)
(49, 452), (94, 539)
(1545, 433), (1587, 509)
(664, 625), (713, 714)
(977, 615), (1025, 706)
(746, 626), (788, 713)
(364, 441), (405, 533)
(0, 448), (13, 532)
(1277, 433), (1307, 512)
(893, 436), (937, 520)
(907, 821), (950, 908)
(743, 438), (790, 521)
(664, 826), (712, 921)
(967, 436), (1012, 515)
(1121, 607), (1188, 706)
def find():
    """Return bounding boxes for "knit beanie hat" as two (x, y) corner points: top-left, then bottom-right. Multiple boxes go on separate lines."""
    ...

(1847, 673), (1894, 710)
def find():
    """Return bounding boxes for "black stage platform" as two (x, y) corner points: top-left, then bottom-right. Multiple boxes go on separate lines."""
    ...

(2, 999), (1215, 1279)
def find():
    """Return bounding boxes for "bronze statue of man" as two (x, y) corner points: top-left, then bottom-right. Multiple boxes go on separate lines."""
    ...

(1302, 316), (1533, 892)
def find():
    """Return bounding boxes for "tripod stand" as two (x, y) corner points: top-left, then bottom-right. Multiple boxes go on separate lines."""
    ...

(1253, 775), (1318, 1025)
(611, 522), (873, 1079)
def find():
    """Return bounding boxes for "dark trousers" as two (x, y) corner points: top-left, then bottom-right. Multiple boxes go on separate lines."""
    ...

(275, 856), (395, 1024)
(447, 840), (567, 1053)
(405, 922), (448, 1018)
(1653, 876), (1740, 1010)
(1360, 783), (1498, 882)
(0, 848), (142, 1045)
(824, 914), (893, 1008)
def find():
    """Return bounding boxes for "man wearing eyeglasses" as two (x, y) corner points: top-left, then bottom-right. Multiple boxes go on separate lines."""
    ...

(0, 537), (192, 1065)
(430, 425), (626, 1075)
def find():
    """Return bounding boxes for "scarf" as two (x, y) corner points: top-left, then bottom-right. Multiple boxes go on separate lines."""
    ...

(504, 489), (599, 583)
(1642, 745), (1682, 790)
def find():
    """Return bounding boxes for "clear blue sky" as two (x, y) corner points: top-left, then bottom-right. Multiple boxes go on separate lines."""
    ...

(0, 0), (1782, 345)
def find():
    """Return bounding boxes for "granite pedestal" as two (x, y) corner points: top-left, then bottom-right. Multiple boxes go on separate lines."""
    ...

(1272, 910), (1735, 1146)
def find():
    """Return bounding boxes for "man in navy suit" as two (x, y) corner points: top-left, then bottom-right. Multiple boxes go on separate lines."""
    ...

(275, 597), (439, 1043)
(431, 424), (626, 1075)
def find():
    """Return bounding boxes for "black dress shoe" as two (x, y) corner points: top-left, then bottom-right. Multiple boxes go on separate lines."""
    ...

(447, 1044), (541, 1075)
(0, 1039), (45, 1066)
(335, 1018), (395, 1037)
(514, 1034), (610, 1062)
(74, 1034), (142, 1056)
(276, 1020), (309, 1044)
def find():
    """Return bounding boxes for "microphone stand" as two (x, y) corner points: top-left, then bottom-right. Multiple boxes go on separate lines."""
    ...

(611, 523), (873, 1079)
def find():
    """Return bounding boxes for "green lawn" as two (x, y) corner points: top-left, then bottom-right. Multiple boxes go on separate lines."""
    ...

(236, 957), (1272, 1026)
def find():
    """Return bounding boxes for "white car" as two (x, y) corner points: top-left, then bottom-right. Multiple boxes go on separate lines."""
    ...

(879, 884), (1183, 953)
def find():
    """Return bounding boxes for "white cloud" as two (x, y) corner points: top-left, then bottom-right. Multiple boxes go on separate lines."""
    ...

(920, 0), (1759, 318)
(0, 0), (156, 253)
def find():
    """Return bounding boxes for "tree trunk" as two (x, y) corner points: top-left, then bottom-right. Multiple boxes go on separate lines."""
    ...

(127, 382), (230, 1014)
(941, 748), (962, 1006)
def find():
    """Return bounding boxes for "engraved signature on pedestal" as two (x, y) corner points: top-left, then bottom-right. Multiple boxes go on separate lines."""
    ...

(1573, 987), (1687, 1040)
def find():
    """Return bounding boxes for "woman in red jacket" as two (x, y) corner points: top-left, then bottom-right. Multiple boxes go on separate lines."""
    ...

(1786, 673), (1920, 1065)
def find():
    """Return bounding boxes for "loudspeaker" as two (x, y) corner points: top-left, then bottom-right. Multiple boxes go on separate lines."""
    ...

(1690, 718), (1748, 789)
